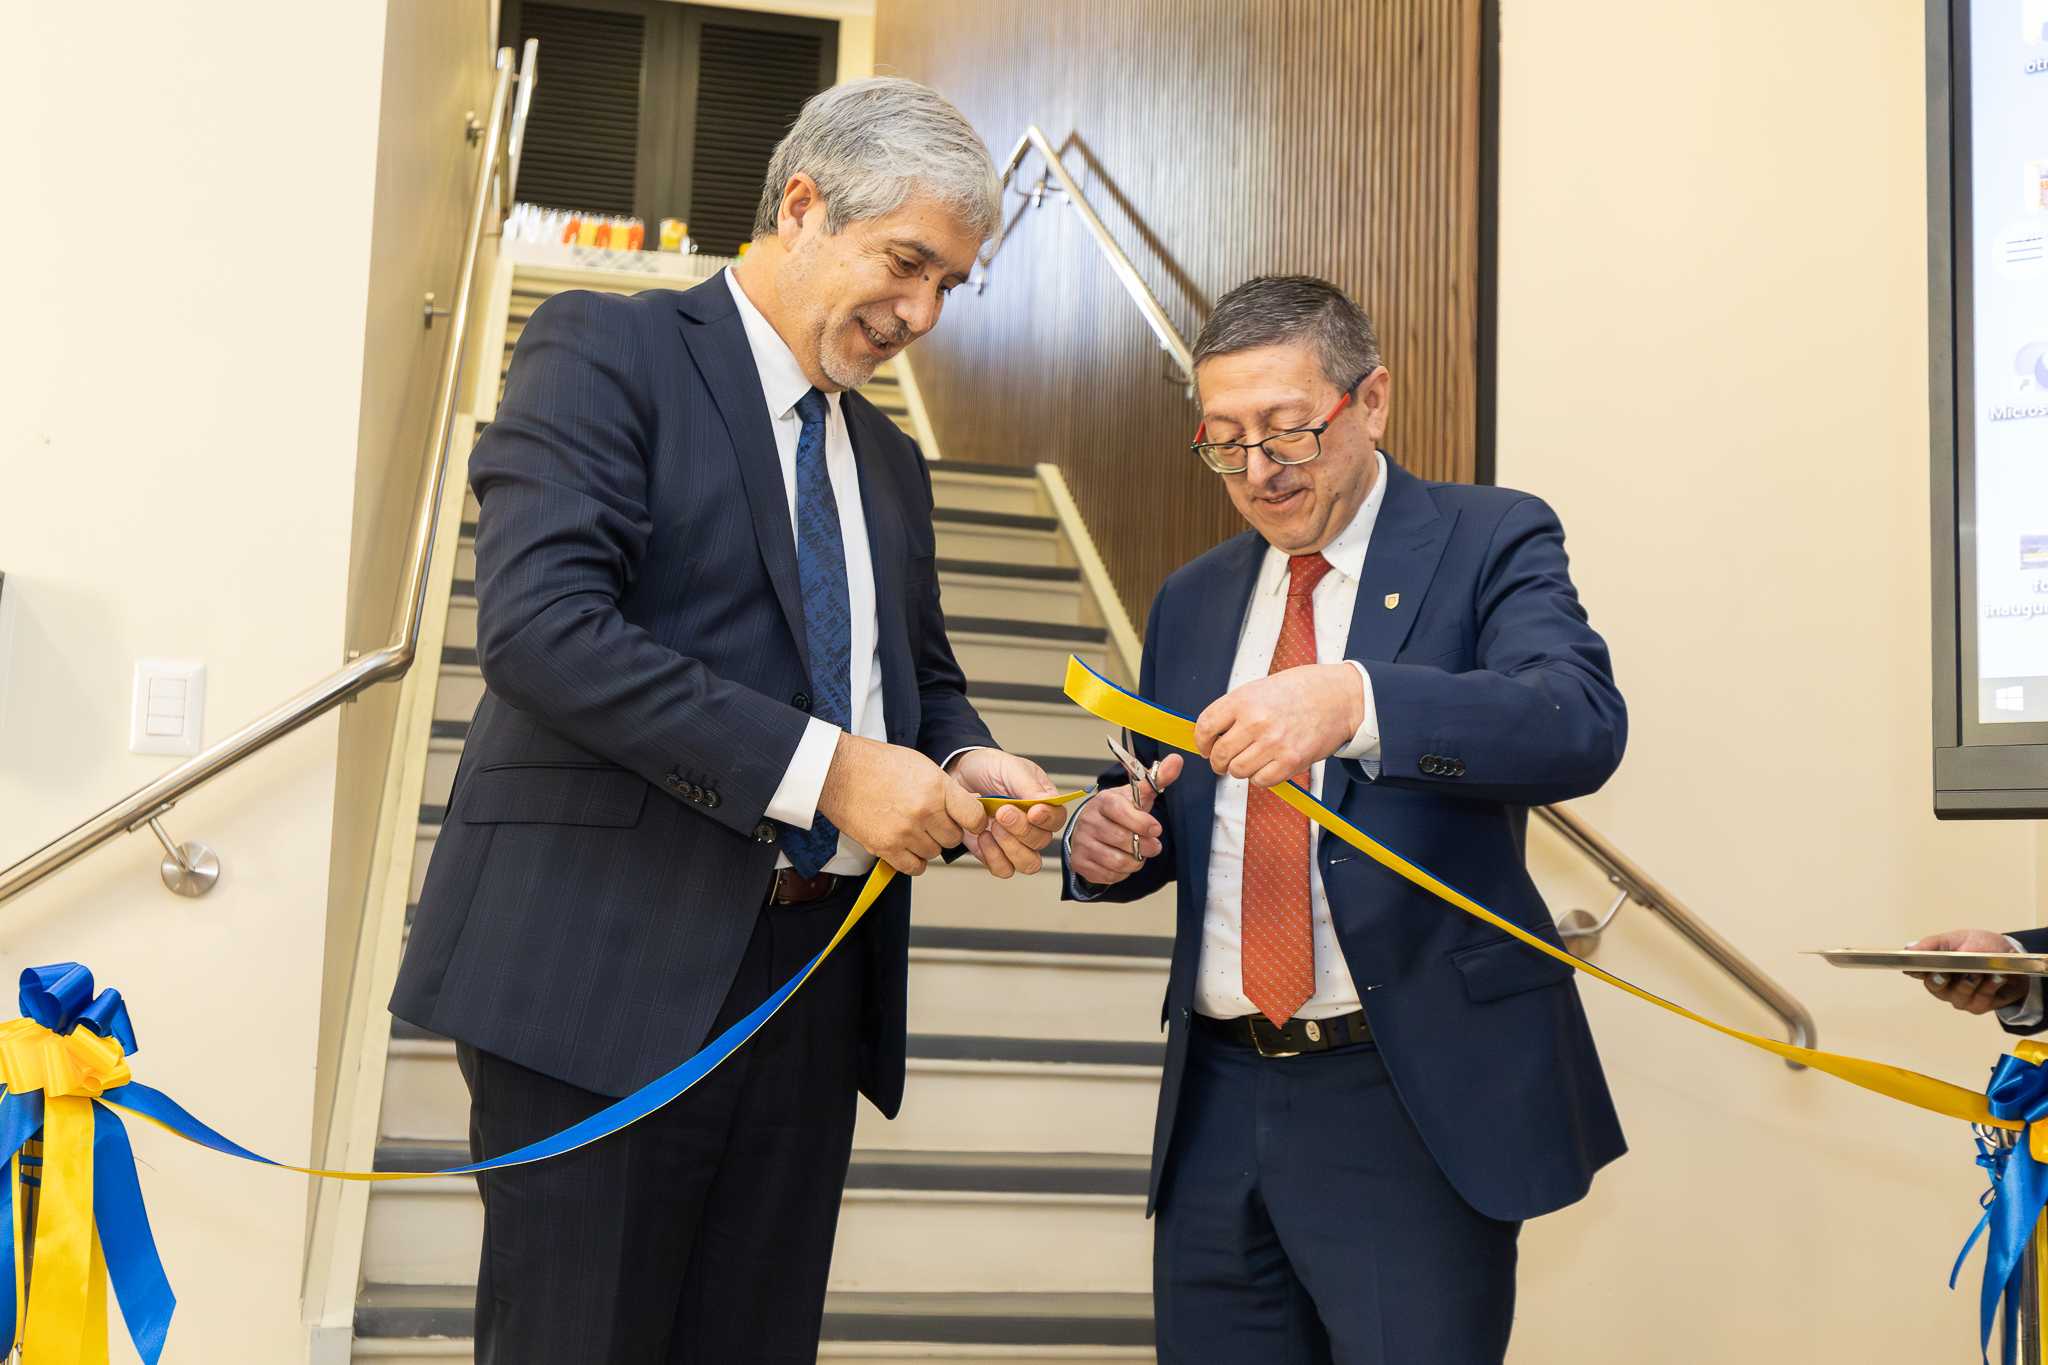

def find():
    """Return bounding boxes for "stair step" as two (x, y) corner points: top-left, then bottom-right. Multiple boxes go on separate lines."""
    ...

(825, 1293), (1153, 1348)
(353, 1285), (1153, 1352)
(906, 948), (1167, 1042)
(844, 1151), (1149, 1196)
(936, 524), (1063, 567)
(947, 616), (1106, 644)
(938, 572), (1088, 625)
(908, 927), (1170, 960)
(363, 1159), (1152, 1293)
(936, 558), (1080, 582)
(383, 1035), (1161, 1152)
(965, 681), (1076, 707)
(932, 507), (1058, 533)
(954, 638), (1108, 689)
(927, 460), (1040, 480)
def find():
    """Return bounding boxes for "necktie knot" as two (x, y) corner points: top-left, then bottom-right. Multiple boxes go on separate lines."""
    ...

(1287, 552), (1334, 598)
(795, 387), (829, 432)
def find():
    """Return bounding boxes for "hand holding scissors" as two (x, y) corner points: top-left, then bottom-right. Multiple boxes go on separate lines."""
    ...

(1067, 732), (1183, 886)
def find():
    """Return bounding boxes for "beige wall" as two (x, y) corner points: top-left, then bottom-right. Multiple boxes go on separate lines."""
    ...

(1498, 0), (2030, 1356)
(0, 3), (485, 1362)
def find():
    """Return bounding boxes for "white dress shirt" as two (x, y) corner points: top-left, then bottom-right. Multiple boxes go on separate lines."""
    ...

(727, 269), (886, 876)
(1193, 451), (1390, 1020)
(1999, 936), (2045, 1028)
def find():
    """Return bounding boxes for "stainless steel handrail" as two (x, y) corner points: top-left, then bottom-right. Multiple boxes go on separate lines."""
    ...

(1534, 803), (1817, 1064)
(0, 48), (528, 908)
(975, 127), (1196, 384)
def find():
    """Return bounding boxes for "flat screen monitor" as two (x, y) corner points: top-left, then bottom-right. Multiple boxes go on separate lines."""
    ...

(1930, 0), (2048, 815)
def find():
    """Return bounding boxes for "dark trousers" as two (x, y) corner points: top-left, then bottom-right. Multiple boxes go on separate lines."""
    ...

(458, 881), (869, 1365)
(1154, 1024), (1521, 1365)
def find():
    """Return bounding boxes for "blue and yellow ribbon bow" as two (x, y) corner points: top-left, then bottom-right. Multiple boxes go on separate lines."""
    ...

(0, 790), (1091, 1362)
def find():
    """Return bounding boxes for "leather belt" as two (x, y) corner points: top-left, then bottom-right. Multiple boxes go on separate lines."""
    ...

(1197, 1009), (1373, 1058)
(768, 868), (840, 904)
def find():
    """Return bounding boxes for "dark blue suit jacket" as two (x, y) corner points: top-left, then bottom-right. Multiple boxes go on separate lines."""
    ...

(391, 274), (995, 1112)
(1075, 457), (1628, 1221)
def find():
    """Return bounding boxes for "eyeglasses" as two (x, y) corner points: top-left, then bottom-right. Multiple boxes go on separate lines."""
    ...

(1190, 376), (1369, 474)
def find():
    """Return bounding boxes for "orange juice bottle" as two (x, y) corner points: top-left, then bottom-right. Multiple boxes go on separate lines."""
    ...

(560, 212), (583, 245)
(625, 218), (645, 251)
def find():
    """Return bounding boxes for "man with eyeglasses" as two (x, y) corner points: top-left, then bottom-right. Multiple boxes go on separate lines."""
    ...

(1064, 274), (1628, 1364)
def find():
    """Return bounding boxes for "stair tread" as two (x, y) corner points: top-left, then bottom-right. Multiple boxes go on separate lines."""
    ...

(964, 680), (1080, 707)
(927, 460), (1041, 480)
(932, 507), (1058, 532)
(845, 1150), (1149, 1195)
(936, 558), (1081, 582)
(908, 927), (1170, 959)
(382, 1023), (1162, 1068)
(946, 615), (1107, 644)
(356, 1283), (1151, 1343)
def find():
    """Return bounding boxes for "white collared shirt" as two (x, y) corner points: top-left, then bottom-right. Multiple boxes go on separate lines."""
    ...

(1193, 451), (1390, 1020)
(727, 269), (886, 875)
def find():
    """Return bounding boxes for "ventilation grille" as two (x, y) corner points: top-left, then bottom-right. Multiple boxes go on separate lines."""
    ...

(515, 4), (644, 216)
(690, 24), (824, 256)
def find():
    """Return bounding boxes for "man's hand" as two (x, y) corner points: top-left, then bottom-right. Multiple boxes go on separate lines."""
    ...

(1068, 754), (1185, 886)
(1195, 663), (1362, 787)
(948, 749), (1069, 878)
(817, 733), (988, 876)
(1904, 929), (2028, 1015)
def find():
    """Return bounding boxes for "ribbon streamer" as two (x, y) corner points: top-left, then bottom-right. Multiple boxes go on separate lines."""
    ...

(0, 787), (1088, 1362)
(1060, 655), (2010, 1128)
(1954, 1041), (2048, 1363)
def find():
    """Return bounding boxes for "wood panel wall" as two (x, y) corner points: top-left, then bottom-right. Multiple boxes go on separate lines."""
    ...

(875, 0), (1485, 623)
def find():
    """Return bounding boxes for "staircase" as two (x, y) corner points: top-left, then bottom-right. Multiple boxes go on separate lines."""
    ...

(346, 265), (1172, 1363)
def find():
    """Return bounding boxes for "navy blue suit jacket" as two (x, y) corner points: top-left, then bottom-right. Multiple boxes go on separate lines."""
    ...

(1075, 458), (1629, 1221)
(391, 275), (995, 1112)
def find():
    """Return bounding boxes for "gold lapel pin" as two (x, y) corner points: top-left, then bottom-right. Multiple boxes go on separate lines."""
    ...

(1384, 593), (1400, 610)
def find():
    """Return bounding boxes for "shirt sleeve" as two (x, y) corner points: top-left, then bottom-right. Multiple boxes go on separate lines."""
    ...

(764, 717), (844, 827)
(1334, 659), (1383, 771)
(1999, 934), (2046, 1029)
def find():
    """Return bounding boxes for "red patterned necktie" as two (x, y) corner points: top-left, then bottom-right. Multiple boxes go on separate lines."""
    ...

(1239, 552), (1334, 1026)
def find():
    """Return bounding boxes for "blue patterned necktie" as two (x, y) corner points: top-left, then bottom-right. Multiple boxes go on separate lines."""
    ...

(781, 388), (853, 878)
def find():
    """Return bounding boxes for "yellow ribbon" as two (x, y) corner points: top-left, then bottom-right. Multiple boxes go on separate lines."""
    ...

(1063, 655), (2014, 1131)
(0, 1020), (127, 1364)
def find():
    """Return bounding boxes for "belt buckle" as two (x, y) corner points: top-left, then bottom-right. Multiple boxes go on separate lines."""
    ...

(1249, 1017), (1300, 1059)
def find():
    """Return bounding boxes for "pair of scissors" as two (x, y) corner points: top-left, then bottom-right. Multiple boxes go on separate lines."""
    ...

(1105, 732), (1164, 861)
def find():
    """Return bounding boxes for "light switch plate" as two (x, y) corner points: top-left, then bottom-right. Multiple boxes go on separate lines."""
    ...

(131, 660), (205, 757)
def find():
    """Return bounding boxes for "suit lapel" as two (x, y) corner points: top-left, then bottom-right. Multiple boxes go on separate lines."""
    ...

(1344, 459), (1455, 666)
(676, 280), (810, 673)
(1326, 458), (1456, 810)
(845, 397), (915, 743)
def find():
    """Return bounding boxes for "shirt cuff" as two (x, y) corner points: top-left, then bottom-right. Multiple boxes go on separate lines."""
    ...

(1334, 660), (1382, 763)
(941, 746), (989, 775)
(1063, 793), (1108, 901)
(764, 717), (842, 827)
(2000, 935), (2046, 1029)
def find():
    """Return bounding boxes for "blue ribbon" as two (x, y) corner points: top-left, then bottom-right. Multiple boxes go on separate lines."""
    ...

(19, 963), (138, 1057)
(0, 963), (171, 1363)
(0, 885), (885, 1360)
(1956, 1052), (2048, 1363)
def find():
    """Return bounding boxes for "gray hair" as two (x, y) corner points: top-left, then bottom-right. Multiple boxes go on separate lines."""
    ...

(1191, 275), (1383, 391)
(752, 77), (1000, 243)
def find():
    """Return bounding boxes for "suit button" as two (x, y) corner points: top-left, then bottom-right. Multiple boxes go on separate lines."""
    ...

(792, 692), (811, 712)
(1419, 755), (1440, 775)
(665, 773), (685, 791)
(1446, 759), (1466, 778)
(704, 790), (721, 809)
(690, 784), (705, 802)
(755, 822), (776, 843)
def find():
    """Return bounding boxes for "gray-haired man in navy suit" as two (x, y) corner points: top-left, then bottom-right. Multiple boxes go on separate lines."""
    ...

(392, 79), (1068, 1364)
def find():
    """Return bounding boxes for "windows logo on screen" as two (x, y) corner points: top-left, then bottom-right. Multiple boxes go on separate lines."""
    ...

(1998, 686), (2028, 713)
